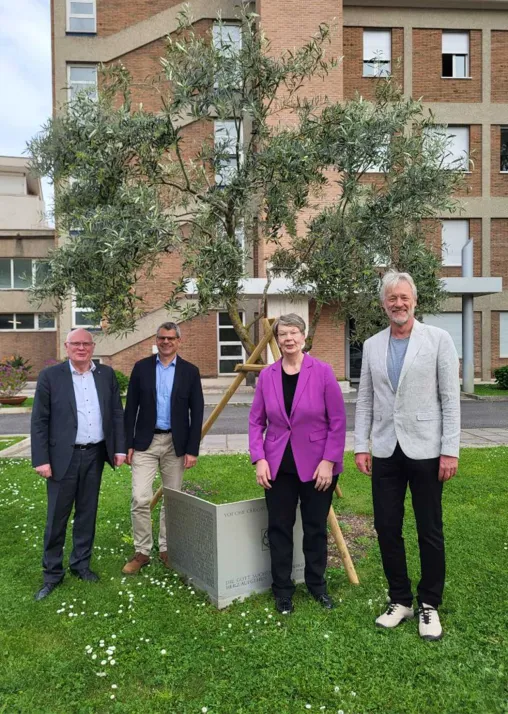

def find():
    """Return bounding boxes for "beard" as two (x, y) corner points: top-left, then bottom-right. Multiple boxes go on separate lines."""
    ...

(388, 307), (414, 326)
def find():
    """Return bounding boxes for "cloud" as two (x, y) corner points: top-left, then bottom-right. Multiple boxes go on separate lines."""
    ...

(0, 0), (53, 218)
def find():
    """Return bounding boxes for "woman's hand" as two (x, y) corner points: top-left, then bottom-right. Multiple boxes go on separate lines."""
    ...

(312, 459), (334, 491)
(255, 459), (272, 489)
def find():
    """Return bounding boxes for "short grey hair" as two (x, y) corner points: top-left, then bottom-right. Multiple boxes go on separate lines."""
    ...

(380, 270), (418, 302)
(157, 321), (181, 338)
(273, 313), (306, 338)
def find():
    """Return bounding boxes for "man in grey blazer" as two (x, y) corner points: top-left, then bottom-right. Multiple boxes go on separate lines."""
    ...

(354, 271), (460, 641)
(31, 328), (126, 601)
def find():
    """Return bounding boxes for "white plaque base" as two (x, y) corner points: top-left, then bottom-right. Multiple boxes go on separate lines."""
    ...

(164, 488), (305, 609)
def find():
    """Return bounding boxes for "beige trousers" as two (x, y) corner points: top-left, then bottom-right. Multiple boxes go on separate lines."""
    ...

(130, 433), (184, 555)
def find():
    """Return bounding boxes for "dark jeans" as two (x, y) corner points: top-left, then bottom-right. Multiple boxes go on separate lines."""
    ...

(42, 444), (105, 583)
(265, 470), (338, 598)
(372, 443), (444, 609)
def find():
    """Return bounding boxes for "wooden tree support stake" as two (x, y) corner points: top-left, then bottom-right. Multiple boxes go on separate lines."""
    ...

(149, 316), (359, 585)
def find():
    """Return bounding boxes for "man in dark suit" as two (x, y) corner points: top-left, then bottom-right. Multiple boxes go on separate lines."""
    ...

(31, 328), (126, 601)
(122, 321), (204, 574)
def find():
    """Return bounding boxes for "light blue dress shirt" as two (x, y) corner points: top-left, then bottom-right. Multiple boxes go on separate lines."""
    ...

(69, 360), (104, 445)
(155, 355), (177, 430)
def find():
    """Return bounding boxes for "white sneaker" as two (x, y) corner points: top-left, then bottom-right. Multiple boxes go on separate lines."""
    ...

(375, 602), (414, 629)
(418, 603), (443, 641)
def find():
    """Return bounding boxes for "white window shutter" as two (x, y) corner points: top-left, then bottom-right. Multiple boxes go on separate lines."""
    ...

(363, 30), (391, 61)
(441, 220), (469, 266)
(500, 313), (508, 358)
(423, 313), (462, 357)
(442, 32), (469, 55)
(447, 126), (469, 169)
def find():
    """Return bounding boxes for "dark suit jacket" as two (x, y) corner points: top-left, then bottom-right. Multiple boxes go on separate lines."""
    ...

(31, 362), (126, 481)
(124, 354), (204, 456)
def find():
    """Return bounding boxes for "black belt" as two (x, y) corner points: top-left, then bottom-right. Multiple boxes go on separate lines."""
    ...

(73, 441), (105, 450)
(154, 428), (172, 434)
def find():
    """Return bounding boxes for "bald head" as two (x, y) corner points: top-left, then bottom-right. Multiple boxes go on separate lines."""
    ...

(64, 328), (96, 371)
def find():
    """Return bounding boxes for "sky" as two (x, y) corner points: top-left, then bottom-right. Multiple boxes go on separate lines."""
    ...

(0, 0), (54, 220)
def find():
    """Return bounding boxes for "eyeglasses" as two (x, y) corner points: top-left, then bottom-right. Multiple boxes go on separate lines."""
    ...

(67, 341), (94, 348)
(157, 336), (179, 342)
(278, 331), (302, 340)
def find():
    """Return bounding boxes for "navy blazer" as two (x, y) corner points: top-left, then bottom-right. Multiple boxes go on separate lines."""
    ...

(31, 361), (126, 481)
(124, 355), (204, 456)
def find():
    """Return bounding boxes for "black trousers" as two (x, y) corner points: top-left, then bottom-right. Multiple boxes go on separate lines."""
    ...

(372, 443), (444, 609)
(265, 470), (338, 598)
(42, 444), (106, 583)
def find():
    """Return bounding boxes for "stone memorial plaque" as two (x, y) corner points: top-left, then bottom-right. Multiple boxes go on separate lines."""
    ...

(165, 488), (305, 608)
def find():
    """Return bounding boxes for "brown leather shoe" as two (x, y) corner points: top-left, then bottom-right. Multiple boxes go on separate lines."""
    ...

(122, 552), (150, 575)
(158, 551), (170, 568)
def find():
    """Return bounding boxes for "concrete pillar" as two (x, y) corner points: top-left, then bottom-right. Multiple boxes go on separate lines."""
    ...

(461, 240), (475, 393)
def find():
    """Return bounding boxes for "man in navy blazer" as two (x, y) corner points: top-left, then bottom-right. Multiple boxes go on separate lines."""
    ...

(31, 328), (126, 601)
(122, 321), (204, 574)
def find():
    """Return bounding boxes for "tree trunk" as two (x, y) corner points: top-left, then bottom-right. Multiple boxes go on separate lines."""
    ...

(226, 301), (258, 357)
(304, 301), (323, 352)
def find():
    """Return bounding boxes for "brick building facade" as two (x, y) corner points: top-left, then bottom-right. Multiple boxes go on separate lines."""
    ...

(50, 0), (508, 381)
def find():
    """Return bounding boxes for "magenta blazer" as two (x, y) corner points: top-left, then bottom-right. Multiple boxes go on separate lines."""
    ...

(249, 353), (347, 482)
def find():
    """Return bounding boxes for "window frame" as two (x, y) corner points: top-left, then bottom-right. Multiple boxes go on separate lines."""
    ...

(72, 300), (100, 329)
(0, 258), (48, 290)
(441, 31), (470, 79)
(500, 126), (508, 173)
(67, 64), (98, 102)
(0, 313), (56, 331)
(500, 312), (508, 358)
(217, 311), (246, 375)
(214, 119), (243, 186)
(362, 28), (392, 78)
(66, 0), (96, 34)
(441, 219), (470, 267)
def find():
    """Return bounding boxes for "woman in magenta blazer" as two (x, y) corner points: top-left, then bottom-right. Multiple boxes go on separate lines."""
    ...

(249, 313), (346, 614)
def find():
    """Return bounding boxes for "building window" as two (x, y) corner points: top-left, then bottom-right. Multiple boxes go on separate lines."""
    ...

(363, 29), (391, 77)
(442, 31), (469, 78)
(423, 313), (462, 357)
(500, 127), (508, 172)
(213, 23), (242, 88)
(0, 313), (55, 331)
(0, 259), (48, 290)
(218, 311), (245, 374)
(500, 313), (508, 358)
(441, 220), (469, 266)
(67, 0), (96, 33)
(67, 65), (98, 101)
(426, 125), (469, 171)
(72, 304), (99, 328)
(214, 120), (242, 186)
(0, 173), (27, 195)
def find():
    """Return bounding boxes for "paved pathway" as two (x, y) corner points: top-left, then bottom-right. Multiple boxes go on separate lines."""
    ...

(2, 429), (508, 460)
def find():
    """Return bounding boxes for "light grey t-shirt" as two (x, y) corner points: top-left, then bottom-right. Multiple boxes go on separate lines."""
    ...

(387, 335), (410, 392)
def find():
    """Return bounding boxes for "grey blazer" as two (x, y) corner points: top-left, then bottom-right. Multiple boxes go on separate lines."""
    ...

(354, 319), (461, 459)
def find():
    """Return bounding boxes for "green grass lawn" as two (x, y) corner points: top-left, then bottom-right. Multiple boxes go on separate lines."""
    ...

(0, 450), (507, 714)
(0, 436), (26, 451)
(473, 385), (508, 397)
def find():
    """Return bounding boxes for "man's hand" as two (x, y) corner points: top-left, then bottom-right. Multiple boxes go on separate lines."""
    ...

(35, 464), (52, 479)
(126, 448), (135, 466)
(114, 454), (126, 468)
(184, 454), (197, 469)
(439, 455), (458, 482)
(355, 452), (372, 476)
(312, 460), (334, 491)
(255, 458), (272, 489)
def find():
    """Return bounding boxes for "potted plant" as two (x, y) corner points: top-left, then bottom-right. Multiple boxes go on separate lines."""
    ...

(0, 363), (28, 405)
